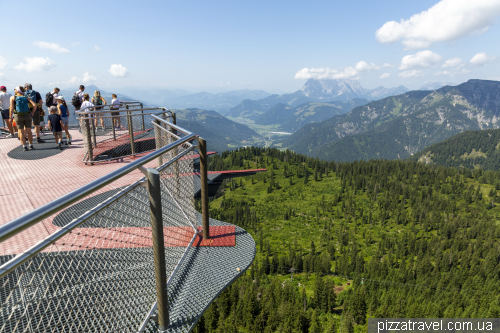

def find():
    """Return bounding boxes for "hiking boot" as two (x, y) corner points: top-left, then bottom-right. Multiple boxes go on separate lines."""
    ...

(58, 144), (63, 150)
(36, 138), (45, 143)
(23, 146), (28, 151)
(29, 145), (34, 150)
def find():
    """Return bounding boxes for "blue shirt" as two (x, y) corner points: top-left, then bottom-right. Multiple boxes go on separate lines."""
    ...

(59, 105), (68, 118)
(48, 114), (63, 132)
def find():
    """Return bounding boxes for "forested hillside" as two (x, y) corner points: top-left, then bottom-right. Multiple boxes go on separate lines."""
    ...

(193, 147), (500, 332)
(410, 129), (500, 171)
(173, 108), (262, 150)
(255, 99), (369, 132)
(283, 79), (500, 162)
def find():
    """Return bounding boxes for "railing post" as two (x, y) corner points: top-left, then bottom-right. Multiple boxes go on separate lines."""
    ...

(170, 113), (180, 198)
(141, 103), (145, 131)
(154, 119), (163, 167)
(91, 115), (97, 148)
(127, 105), (135, 157)
(146, 168), (169, 331)
(84, 114), (94, 163)
(198, 137), (210, 240)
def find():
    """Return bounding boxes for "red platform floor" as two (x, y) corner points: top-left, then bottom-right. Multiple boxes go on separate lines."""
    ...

(0, 129), (234, 257)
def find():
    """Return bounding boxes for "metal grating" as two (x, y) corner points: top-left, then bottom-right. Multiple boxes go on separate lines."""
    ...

(0, 117), (256, 333)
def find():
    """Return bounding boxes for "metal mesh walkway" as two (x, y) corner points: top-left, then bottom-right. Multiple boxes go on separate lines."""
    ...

(0, 112), (256, 333)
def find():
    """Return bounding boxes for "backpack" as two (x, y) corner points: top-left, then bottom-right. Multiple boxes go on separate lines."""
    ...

(46, 92), (54, 108)
(72, 92), (82, 108)
(25, 89), (37, 104)
(92, 96), (102, 106)
(15, 96), (30, 114)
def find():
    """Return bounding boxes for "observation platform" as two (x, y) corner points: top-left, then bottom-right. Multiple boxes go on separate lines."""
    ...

(0, 109), (256, 333)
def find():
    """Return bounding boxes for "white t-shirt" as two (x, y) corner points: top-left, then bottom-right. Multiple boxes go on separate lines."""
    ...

(80, 101), (95, 114)
(75, 90), (85, 103)
(52, 92), (59, 105)
(0, 92), (12, 110)
(111, 98), (121, 110)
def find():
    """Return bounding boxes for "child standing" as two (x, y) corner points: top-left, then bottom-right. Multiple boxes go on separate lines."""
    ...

(56, 96), (71, 145)
(47, 106), (65, 150)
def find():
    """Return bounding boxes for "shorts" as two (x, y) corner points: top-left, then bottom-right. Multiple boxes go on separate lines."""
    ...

(111, 112), (120, 117)
(14, 113), (32, 130)
(61, 117), (69, 126)
(52, 131), (62, 136)
(32, 110), (41, 126)
(1, 110), (10, 120)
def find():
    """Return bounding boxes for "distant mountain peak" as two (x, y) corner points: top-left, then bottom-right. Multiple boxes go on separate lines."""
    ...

(301, 78), (409, 101)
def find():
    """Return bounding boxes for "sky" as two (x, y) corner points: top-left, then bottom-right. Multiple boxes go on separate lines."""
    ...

(0, 0), (499, 94)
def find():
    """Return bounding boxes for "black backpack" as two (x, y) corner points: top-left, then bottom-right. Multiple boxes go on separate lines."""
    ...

(46, 92), (54, 108)
(72, 92), (82, 108)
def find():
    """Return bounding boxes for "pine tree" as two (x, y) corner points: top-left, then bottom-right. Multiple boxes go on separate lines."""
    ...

(309, 309), (322, 333)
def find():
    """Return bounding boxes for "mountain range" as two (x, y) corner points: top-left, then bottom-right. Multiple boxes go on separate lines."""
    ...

(281, 79), (500, 162)
(254, 99), (369, 132)
(173, 108), (262, 152)
(228, 79), (409, 121)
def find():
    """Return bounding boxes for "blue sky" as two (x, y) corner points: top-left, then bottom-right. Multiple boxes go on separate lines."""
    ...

(1, 0), (499, 93)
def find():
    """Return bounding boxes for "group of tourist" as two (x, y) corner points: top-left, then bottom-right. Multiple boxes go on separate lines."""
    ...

(0, 84), (122, 151)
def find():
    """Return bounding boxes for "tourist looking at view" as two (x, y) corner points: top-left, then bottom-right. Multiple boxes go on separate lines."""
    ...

(10, 86), (35, 151)
(111, 94), (122, 129)
(24, 83), (45, 144)
(56, 96), (71, 145)
(92, 90), (107, 130)
(0, 86), (14, 137)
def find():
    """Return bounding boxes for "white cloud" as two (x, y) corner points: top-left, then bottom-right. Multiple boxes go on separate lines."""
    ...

(0, 56), (7, 70)
(83, 72), (96, 83)
(382, 63), (394, 68)
(70, 42), (80, 46)
(33, 41), (69, 53)
(66, 76), (79, 85)
(488, 77), (500, 81)
(94, 45), (101, 51)
(375, 0), (500, 49)
(14, 57), (55, 72)
(108, 64), (128, 78)
(354, 61), (380, 72)
(434, 68), (471, 76)
(470, 52), (496, 66)
(441, 57), (463, 68)
(399, 70), (425, 78)
(295, 60), (381, 80)
(379, 73), (391, 79)
(399, 50), (443, 70)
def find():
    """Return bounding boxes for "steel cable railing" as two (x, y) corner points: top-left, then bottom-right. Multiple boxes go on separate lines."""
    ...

(0, 116), (198, 332)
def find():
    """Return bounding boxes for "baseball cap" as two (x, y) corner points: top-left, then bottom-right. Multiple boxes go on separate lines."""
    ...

(56, 96), (65, 101)
(0, 86), (6, 90)
(24, 83), (32, 89)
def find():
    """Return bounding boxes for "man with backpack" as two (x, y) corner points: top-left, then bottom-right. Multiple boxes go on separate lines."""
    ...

(10, 86), (36, 151)
(91, 90), (107, 129)
(24, 83), (45, 143)
(0, 86), (15, 137)
(72, 85), (85, 112)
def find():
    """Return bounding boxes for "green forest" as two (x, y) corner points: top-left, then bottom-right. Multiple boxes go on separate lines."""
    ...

(410, 129), (500, 171)
(192, 147), (500, 333)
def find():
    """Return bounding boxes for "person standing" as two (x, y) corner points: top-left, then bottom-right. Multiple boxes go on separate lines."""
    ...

(47, 106), (64, 150)
(56, 96), (71, 145)
(10, 86), (36, 151)
(91, 90), (107, 129)
(72, 85), (85, 113)
(24, 83), (45, 143)
(44, 87), (60, 135)
(110, 94), (122, 129)
(0, 86), (15, 137)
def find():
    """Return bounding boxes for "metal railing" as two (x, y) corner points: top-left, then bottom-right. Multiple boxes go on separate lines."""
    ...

(0, 114), (212, 332)
(76, 103), (174, 163)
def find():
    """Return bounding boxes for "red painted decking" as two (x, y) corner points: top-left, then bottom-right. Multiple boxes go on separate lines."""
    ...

(0, 129), (233, 257)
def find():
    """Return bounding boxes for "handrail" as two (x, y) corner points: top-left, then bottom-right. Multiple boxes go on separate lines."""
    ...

(0, 143), (196, 279)
(76, 106), (166, 115)
(0, 130), (195, 245)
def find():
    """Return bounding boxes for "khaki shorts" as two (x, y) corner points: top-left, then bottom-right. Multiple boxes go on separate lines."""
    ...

(14, 113), (32, 130)
(53, 132), (62, 136)
(32, 110), (41, 126)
